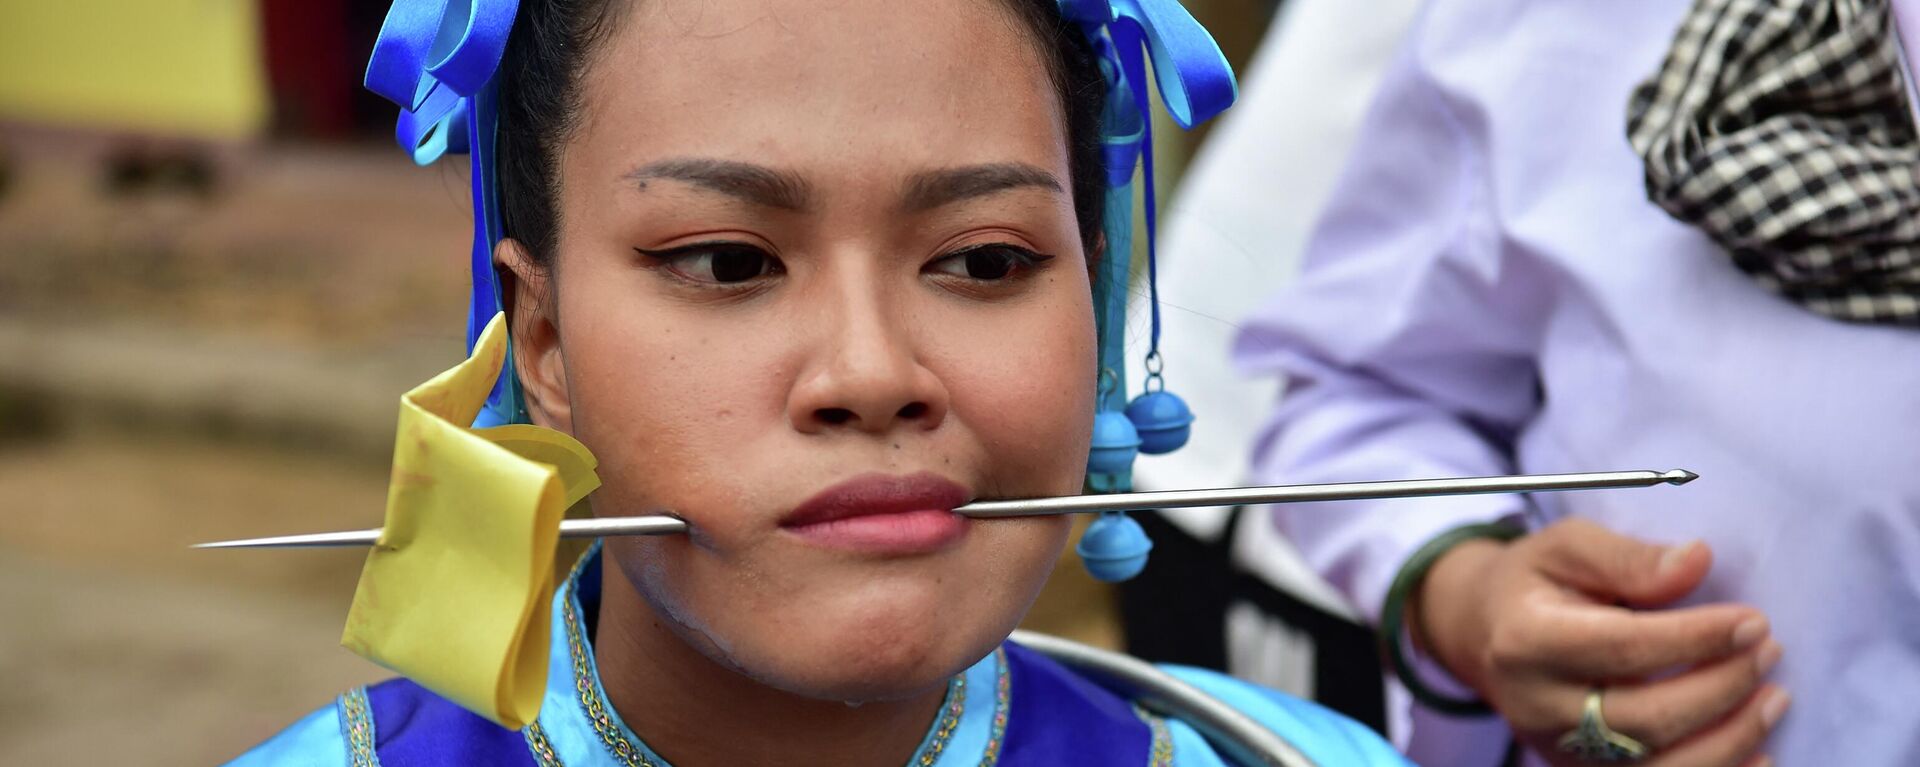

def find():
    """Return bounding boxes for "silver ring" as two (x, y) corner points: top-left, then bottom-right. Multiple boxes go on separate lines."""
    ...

(1556, 688), (1648, 763)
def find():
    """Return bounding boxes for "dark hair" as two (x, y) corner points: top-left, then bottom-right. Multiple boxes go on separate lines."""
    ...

(495, 0), (1108, 269)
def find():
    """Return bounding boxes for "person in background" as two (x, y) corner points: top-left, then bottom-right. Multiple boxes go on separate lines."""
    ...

(1236, 0), (1920, 764)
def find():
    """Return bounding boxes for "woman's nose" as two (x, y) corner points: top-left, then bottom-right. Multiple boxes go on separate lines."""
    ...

(787, 290), (949, 437)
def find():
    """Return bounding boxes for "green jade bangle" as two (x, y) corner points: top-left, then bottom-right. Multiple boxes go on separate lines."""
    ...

(1377, 521), (1526, 717)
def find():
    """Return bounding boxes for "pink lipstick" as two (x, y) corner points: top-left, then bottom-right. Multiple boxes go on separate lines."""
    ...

(780, 473), (971, 554)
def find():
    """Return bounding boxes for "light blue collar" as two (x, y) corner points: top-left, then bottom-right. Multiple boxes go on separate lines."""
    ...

(527, 546), (1009, 767)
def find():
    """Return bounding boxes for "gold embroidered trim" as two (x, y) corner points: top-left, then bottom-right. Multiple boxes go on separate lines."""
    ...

(977, 648), (1010, 767)
(1132, 705), (1174, 767)
(561, 581), (664, 767)
(911, 674), (968, 766)
(524, 721), (566, 767)
(338, 686), (379, 767)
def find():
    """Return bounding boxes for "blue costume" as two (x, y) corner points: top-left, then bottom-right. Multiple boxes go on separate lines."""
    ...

(228, 1), (1413, 764)
(234, 546), (1407, 767)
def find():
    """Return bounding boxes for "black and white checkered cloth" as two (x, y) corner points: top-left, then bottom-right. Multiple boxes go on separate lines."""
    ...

(1628, 0), (1920, 325)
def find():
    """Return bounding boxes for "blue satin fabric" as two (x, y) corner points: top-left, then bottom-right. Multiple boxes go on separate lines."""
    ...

(998, 643), (1154, 765)
(367, 679), (536, 767)
(364, 0), (522, 426)
(1074, 0), (1236, 372)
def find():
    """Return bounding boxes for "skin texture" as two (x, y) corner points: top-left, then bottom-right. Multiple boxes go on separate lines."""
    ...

(498, 1), (1095, 764)
(1419, 519), (1791, 767)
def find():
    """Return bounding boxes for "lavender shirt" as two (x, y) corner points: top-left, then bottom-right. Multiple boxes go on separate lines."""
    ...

(1232, 1), (1920, 763)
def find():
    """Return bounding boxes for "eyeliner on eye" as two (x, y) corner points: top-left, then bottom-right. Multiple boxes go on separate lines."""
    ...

(949, 242), (1054, 263)
(635, 241), (783, 286)
(926, 242), (1055, 282)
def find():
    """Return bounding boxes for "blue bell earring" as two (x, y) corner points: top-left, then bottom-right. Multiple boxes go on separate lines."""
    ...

(1088, 370), (1141, 475)
(1077, 510), (1152, 583)
(1126, 352), (1193, 454)
(1122, 162), (1193, 456)
(1081, 369), (1152, 582)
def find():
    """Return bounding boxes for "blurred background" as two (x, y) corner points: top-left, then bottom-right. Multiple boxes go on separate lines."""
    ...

(0, 1), (1282, 763)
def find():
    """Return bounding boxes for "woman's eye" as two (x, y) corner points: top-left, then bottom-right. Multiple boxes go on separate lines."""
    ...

(638, 243), (782, 284)
(928, 244), (1045, 281)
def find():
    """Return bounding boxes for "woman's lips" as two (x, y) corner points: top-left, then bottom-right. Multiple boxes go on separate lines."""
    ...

(780, 472), (971, 554)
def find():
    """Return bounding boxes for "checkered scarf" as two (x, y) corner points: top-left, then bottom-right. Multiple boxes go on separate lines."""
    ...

(1627, 0), (1920, 325)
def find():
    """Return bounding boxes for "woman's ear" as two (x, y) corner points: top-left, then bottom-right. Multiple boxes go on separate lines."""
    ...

(496, 238), (573, 432)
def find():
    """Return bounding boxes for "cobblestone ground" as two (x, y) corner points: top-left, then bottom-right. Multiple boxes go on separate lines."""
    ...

(0, 139), (1117, 764)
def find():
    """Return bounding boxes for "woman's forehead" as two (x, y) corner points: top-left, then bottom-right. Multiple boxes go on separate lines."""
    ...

(569, 0), (1068, 187)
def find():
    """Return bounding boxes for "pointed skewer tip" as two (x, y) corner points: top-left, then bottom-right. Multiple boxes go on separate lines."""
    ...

(191, 539), (271, 550)
(1662, 469), (1699, 486)
(191, 538), (269, 549)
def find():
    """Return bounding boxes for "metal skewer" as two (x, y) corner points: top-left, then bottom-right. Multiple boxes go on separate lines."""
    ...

(193, 515), (693, 549)
(193, 468), (1695, 550)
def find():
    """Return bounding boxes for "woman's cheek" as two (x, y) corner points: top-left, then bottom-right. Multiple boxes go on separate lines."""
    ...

(952, 320), (1095, 490)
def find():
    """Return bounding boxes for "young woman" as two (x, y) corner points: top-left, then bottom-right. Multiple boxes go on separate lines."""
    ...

(228, 0), (1407, 764)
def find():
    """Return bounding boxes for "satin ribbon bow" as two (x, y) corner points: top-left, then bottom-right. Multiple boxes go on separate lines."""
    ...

(1058, 0), (1236, 133)
(364, 0), (517, 164)
(366, 0), (523, 426)
(1058, 0), (1236, 371)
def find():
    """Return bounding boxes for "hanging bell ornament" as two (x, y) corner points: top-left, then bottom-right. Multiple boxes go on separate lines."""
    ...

(1076, 511), (1153, 582)
(1125, 389), (1193, 455)
(1087, 409), (1142, 475)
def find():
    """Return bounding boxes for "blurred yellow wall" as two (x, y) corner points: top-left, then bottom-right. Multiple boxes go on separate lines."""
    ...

(0, 0), (269, 139)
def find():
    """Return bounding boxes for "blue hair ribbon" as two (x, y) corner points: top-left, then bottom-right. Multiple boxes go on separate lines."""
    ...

(1092, 0), (1235, 365)
(365, 0), (524, 427)
(1064, 0), (1235, 492)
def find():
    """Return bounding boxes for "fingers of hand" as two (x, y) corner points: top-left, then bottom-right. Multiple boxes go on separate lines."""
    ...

(1492, 601), (1768, 680)
(1532, 519), (1709, 605)
(1601, 640), (1782, 750)
(1643, 684), (1790, 767)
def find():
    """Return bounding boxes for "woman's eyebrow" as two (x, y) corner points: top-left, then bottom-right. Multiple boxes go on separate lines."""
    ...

(901, 163), (1064, 212)
(623, 158), (812, 210)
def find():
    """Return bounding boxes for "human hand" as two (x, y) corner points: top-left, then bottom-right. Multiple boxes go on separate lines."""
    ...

(1416, 518), (1789, 766)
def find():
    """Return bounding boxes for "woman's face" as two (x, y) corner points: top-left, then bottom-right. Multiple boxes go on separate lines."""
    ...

(506, 0), (1095, 701)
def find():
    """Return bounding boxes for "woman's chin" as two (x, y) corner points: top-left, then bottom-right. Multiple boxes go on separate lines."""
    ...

(764, 659), (958, 705)
(755, 650), (974, 704)
(626, 519), (1063, 703)
(728, 600), (1006, 703)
